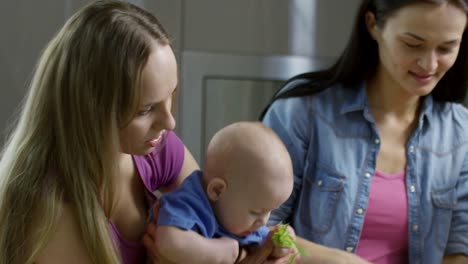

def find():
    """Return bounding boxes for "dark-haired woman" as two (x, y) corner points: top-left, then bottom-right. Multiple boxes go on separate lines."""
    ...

(262, 0), (468, 263)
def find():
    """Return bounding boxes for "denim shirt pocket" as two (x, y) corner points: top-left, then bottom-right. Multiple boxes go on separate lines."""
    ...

(431, 185), (457, 249)
(300, 162), (346, 233)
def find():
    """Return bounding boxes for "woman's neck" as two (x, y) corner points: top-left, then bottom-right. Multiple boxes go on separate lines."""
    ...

(366, 74), (421, 122)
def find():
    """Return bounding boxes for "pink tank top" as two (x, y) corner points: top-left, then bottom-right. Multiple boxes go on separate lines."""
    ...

(356, 170), (409, 264)
(109, 131), (185, 264)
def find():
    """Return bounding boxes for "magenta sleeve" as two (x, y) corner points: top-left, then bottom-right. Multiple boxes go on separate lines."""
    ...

(132, 131), (185, 192)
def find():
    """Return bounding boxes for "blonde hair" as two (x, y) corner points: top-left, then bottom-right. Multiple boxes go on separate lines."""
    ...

(0, 1), (170, 263)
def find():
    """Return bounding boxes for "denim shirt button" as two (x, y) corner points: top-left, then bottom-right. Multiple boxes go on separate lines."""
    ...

(357, 208), (364, 215)
(317, 180), (323, 186)
(410, 185), (416, 192)
(409, 145), (415, 153)
(412, 224), (419, 232)
(364, 172), (371, 178)
(346, 247), (354, 252)
(374, 139), (380, 144)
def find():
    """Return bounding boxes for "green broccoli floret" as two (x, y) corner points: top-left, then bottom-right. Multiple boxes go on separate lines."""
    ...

(271, 223), (308, 264)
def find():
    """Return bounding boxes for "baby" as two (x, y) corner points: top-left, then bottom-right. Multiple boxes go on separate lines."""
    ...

(154, 121), (295, 263)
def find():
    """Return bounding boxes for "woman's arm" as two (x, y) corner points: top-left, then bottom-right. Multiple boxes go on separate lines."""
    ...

(443, 150), (468, 262)
(176, 146), (200, 184)
(159, 145), (199, 193)
(238, 232), (370, 264)
(294, 237), (371, 264)
(443, 254), (468, 264)
(35, 204), (92, 264)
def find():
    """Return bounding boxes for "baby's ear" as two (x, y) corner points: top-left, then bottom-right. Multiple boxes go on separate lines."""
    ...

(206, 178), (226, 201)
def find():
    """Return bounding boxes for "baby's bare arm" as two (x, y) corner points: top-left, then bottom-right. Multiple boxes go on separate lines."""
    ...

(155, 225), (239, 264)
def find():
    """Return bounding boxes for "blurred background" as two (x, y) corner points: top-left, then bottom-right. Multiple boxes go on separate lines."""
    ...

(1, 0), (465, 163)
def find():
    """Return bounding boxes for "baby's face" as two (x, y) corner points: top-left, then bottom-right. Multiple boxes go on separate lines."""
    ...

(214, 168), (293, 237)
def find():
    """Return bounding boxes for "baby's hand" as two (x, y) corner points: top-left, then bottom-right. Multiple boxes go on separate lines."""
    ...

(271, 246), (296, 259)
(270, 224), (303, 262)
(271, 224), (296, 257)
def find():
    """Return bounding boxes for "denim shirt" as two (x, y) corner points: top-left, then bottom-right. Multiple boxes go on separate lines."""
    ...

(263, 80), (468, 264)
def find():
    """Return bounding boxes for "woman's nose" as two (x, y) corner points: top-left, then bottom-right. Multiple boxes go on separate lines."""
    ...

(153, 106), (175, 131)
(417, 50), (438, 73)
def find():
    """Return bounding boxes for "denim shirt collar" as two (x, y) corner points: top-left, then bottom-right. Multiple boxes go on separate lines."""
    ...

(417, 95), (433, 130)
(339, 81), (433, 130)
(340, 82), (369, 115)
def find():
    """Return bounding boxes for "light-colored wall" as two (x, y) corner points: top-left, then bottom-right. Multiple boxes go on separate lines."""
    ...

(182, 0), (360, 57)
(146, 0), (183, 54)
(183, 0), (291, 55)
(0, 1), (66, 141)
(1, 0), (466, 146)
(0, 0), (182, 144)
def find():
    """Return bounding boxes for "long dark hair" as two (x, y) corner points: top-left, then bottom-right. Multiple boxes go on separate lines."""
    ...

(260, 0), (468, 120)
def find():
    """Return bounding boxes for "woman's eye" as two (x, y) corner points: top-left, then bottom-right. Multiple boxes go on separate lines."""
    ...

(138, 107), (153, 116)
(404, 42), (421, 48)
(437, 47), (453, 54)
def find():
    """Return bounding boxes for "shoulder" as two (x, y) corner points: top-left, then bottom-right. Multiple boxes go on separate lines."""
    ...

(450, 103), (468, 124)
(161, 171), (205, 205)
(35, 203), (92, 264)
(450, 103), (468, 145)
(433, 102), (468, 139)
(423, 102), (468, 158)
(163, 171), (200, 194)
(267, 81), (350, 115)
(264, 81), (348, 130)
(433, 101), (468, 120)
(158, 171), (215, 234)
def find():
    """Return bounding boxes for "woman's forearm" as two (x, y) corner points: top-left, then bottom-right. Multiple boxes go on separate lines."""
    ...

(295, 237), (370, 264)
(443, 254), (468, 264)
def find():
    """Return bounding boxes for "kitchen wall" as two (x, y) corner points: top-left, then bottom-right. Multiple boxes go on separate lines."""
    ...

(1, 0), (67, 142)
(0, 0), (180, 144)
(2, 1), (465, 158)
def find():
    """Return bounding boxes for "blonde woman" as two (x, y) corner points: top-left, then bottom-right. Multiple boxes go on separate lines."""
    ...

(0, 1), (290, 263)
(0, 1), (202, 263)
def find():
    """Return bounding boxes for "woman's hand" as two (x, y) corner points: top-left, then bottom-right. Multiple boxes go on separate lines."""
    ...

(270, 224), (298, 259)
(143, 203), (160, 263)
(238, 230), (297, 264)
